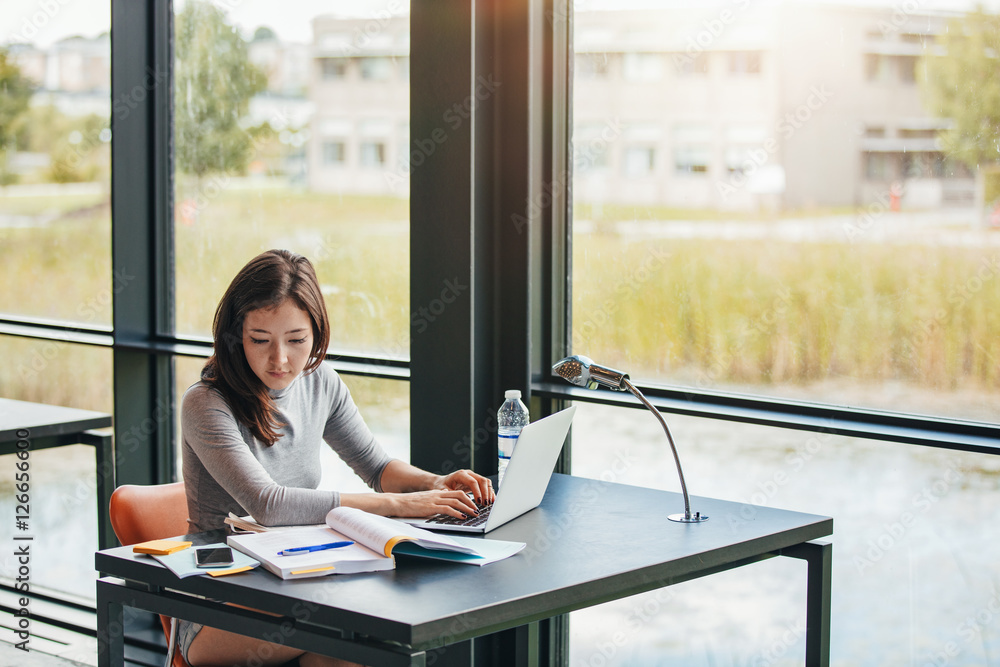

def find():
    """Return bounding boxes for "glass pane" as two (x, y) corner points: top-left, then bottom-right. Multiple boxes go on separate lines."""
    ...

(568, 402), (1000, 665)
(0, 4), (112, 326)
(175, 356), (409, 494)
(571, 4), (1000, 423)
(0, 336), (112, 603)
(173, 1), (410, 361)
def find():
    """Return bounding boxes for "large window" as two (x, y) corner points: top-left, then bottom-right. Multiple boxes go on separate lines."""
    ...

(173, 1), (410, 362)
(4, 1), (1000, 665)
(0, 0), (112, 605)
(570, 3), (1000, 664)
(0, 10), (111, 326)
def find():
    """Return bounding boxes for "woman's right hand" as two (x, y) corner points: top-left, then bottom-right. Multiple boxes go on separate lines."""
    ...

(341, 488), (480, 519)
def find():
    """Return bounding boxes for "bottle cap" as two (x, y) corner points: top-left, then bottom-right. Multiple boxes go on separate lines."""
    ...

(504, 389), (522, 399)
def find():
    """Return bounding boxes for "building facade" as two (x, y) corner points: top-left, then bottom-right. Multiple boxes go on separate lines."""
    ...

(308, 3), (974, 211)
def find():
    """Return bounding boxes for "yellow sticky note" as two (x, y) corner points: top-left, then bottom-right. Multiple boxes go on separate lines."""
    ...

(206, 565), (254, 577)
(290, 565), (335, 576)
(133, 539), (193, 556)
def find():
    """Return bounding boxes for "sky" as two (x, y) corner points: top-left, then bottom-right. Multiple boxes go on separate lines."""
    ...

(1, 0), (996, 48)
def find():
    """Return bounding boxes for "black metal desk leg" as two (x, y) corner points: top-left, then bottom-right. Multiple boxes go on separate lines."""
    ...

(85, 429), (116, 550)
(96, 582), (125, 667)
(783, 540), (832, 667)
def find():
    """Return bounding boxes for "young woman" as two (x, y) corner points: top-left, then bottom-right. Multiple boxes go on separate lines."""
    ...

(179, 249), (494, 667)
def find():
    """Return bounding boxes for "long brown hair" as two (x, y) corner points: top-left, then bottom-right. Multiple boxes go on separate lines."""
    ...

(202, 249), (330, 446)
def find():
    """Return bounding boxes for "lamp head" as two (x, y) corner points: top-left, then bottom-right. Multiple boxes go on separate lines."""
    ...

(552, 355), (629, 391)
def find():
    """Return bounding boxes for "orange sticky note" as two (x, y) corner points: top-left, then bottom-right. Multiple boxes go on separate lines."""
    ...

(133, 539), (193, 556)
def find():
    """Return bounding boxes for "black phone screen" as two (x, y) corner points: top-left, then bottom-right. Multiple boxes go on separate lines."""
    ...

(195, 546), (234, 567)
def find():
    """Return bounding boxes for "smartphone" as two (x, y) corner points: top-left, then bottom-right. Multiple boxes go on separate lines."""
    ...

(195, 546), (234, 568)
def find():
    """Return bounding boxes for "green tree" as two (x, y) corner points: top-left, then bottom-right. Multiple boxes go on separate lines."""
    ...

(0, 47), (34, 184)
(919, 8), (1000, 213)
(174, 0), (267, 179)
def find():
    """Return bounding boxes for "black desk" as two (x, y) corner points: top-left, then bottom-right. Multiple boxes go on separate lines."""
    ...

(0, 397), (115, 550)
(95, 474), (833, 667)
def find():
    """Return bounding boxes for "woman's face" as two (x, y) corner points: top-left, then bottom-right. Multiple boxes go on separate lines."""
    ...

(242, 299), (314, 391)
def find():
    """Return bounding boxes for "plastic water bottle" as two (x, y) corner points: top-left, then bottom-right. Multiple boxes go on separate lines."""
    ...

(497, 389), (530, 487)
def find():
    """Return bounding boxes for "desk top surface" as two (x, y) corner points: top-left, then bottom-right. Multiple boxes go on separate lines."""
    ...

(96, 473), (832, 650)
(0, 397), (112, 443)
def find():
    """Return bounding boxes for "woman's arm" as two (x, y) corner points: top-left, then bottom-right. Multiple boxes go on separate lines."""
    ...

(339, 460), (495, 518)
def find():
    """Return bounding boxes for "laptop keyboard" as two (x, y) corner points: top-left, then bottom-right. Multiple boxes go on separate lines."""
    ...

(425, 498), (493, 527)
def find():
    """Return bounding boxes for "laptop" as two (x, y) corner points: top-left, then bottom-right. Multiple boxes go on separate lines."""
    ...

(400, 405), (576, 533)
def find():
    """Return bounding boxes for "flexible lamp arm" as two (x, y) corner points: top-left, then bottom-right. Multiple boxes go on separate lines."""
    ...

(620, 377), (692, 520)
(552, 355), (706, 523)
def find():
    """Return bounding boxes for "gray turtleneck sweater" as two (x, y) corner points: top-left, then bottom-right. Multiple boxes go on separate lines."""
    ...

(181, 363), (393, 533)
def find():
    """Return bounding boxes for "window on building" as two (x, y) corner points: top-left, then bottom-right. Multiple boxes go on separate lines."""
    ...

(622, 52), (663, 81)
(360, 141), (386, 167)
(864, 152), (893, 179)
(724, 125), (769, 175)
(623, 146), (655, 176)
(574, 122), (614, 173)
(673, 145), (710, 174)
(898, 55), (918, 83)
(320, 58), (347, 80)
(577, 53), (611, 80)
(359, 56), (393, 81)
(865, 53), (893, 82)
(674, 51), (709, 76)
(672, 123), (712, 174)
(322, 141), (346, 165)
(728, 50), (761, 74)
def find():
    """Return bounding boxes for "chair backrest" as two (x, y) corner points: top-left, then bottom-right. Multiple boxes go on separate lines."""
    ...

(108, 482), (191, 667)
(109, 482), (190, 546)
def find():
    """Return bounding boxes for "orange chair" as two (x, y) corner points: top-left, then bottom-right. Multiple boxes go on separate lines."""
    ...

(108, 482), (191, 667)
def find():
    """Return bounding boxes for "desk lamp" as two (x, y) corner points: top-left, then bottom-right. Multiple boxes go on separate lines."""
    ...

(552, 354), (707, 523)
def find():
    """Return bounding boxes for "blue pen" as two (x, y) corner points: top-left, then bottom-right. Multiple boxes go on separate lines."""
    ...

(278, 541), (354, 556)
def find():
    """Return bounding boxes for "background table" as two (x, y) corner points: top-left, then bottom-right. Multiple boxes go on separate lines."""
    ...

(96, 473), (833, 666)
(1, 397), (115, 549)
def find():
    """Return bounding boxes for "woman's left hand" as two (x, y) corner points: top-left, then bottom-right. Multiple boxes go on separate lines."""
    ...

(434, 469), (495, 504)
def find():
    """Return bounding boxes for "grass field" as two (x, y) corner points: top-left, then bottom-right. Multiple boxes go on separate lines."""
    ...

(3, 187), (1000, 417)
